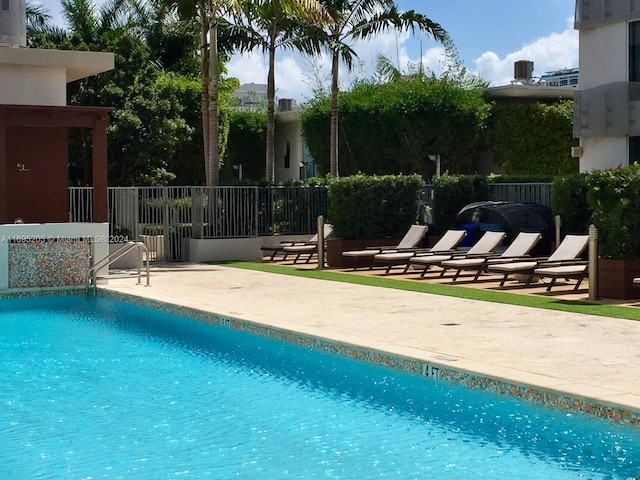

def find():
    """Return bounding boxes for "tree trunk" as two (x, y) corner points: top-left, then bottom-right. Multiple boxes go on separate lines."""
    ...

(265, 44), (276, 183)
(200, 17), (210, 185)
(207, 20), (220, 187)
(330, 52), (339, 177)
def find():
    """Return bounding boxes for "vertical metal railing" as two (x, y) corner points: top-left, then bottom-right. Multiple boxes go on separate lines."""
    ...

(258, 186), (329, 235)
(491, 183), (552, 207)
(69, 183), (552, 254)
(68, 187), (94, 222)
(197, 186), (258, 238)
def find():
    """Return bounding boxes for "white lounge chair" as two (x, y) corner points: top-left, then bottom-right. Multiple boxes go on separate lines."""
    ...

(440, 231), (542, 282)
(533, 263), (589, 292)
(372, 229), (467, 274)
(261, 224), (333, 262)
(487, 234), (589, 288)
(409, 230), (507, 278)
(341, 225), (429, 269)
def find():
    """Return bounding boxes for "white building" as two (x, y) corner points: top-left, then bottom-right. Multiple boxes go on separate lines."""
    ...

(233, 82), (267, 109)
(574, 0), (640, 171)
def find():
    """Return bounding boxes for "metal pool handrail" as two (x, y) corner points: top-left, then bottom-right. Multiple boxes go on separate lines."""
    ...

(85, 241), (151, 294)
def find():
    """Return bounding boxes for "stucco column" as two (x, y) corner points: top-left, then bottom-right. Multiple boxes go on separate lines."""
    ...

(92, 116), (109, 222)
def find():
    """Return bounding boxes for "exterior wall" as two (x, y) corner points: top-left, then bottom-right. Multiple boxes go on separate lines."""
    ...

(0, 222), (109, 290)
(0, 0), (26, 46)
(575, 1), (635, 170)
(0, 64), (67, 106)
(188, 237), (262, 262)
(579, 22), (627, 89)
(4, 126), (68, 223)
(579, 135), (628, 171)
(0, 48), (114, 106)
(274, 113), (304, 182)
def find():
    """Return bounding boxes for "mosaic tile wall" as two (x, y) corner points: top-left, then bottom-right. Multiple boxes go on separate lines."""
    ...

(99, 289), (640, 430)
(8, 239), (91, 288)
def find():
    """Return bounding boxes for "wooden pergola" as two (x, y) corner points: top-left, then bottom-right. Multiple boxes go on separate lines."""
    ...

(0, 104), (112, 223)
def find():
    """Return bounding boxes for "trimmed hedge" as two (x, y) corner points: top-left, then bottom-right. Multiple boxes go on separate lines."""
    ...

(302, 78), (490, 177)
(551, 173), (591, 235)
(327, 174), (423, 240)
(586, 164), (640, 259)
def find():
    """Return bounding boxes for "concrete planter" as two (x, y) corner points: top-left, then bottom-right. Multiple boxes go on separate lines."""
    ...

(140, 234), (165, 261)
(598, 258), (640, 300)
(108, 243), (140, 269)
(326, 238), (401, 268)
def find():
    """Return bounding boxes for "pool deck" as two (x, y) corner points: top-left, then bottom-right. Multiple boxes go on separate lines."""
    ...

(101, 262), (640, 419)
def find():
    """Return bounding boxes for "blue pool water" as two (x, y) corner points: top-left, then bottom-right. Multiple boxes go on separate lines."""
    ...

(1, 295), (639, 479)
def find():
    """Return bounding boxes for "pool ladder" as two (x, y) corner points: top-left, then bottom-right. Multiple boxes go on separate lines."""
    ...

(85, 241), (151, 295)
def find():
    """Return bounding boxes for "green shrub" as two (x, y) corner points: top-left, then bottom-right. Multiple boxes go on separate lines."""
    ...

(142, 225), (164, 235)
(551, 173), (591, 234)
(432, 174), (490, 234)
(327, 174), (423, 239)
(490, 100), (578, 174)
(302, 78), (490, 177)
(586, 164), (640, 259)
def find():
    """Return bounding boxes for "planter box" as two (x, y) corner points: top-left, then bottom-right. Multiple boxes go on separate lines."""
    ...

(598, 258), (640, 300)
(326, 238), (401, 268)
(140, 234), (165, 261)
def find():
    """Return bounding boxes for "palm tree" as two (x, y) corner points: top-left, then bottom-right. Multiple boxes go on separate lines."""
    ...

(235, 0), (330, 183)
(318, 0), (447, 177)
(235, 1), (329, 183)
(168, 0), (245, 187)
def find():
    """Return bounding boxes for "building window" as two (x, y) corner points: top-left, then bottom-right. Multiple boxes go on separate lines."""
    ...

(1, 0), (9, 11)
(284, 142), (291, 169)
(630, 21), (640, 81)
(630, 136), (640, 164)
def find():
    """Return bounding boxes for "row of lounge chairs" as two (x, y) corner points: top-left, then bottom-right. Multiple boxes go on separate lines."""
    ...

(260, 223), (589, 292)
(343, 226), (589, 292)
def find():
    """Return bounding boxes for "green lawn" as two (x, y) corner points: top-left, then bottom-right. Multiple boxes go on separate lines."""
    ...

(225, 261), (640, 321)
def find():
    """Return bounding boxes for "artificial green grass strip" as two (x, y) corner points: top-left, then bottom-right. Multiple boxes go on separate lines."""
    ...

(224, 261), (640, 321)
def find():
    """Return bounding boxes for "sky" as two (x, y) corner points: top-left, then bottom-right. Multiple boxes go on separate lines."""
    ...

(35, 0), (579, 102)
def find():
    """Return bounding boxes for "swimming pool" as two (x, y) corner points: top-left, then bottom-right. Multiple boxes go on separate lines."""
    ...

(1, 295), (639, 479)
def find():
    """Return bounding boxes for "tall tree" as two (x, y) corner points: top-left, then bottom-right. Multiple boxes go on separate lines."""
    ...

(234, 0), (330, 182)
(317, 0), (447, 176)
(169, 0), (245, 187)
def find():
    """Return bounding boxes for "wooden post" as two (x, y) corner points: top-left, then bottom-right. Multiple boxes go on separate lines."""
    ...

(92, 116), (109, 222)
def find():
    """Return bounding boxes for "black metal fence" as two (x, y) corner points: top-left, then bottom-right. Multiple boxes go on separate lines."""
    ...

(69, 183), (550, 261)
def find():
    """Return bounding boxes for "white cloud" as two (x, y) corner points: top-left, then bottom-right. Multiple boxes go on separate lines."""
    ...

(474, 18), (578, 86)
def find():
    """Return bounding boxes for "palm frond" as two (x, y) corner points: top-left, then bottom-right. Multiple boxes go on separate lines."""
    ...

(26, 3), (52, 29)
(61, 0), (98, 41)
(375, 52), (402, 82)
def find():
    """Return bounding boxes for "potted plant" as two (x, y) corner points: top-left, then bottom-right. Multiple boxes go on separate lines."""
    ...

(586, 164), (640, 300)
(326, 174), (424, 268)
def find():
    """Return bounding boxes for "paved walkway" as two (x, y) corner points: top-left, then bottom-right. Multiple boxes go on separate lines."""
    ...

(101, 263), (640, 414)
